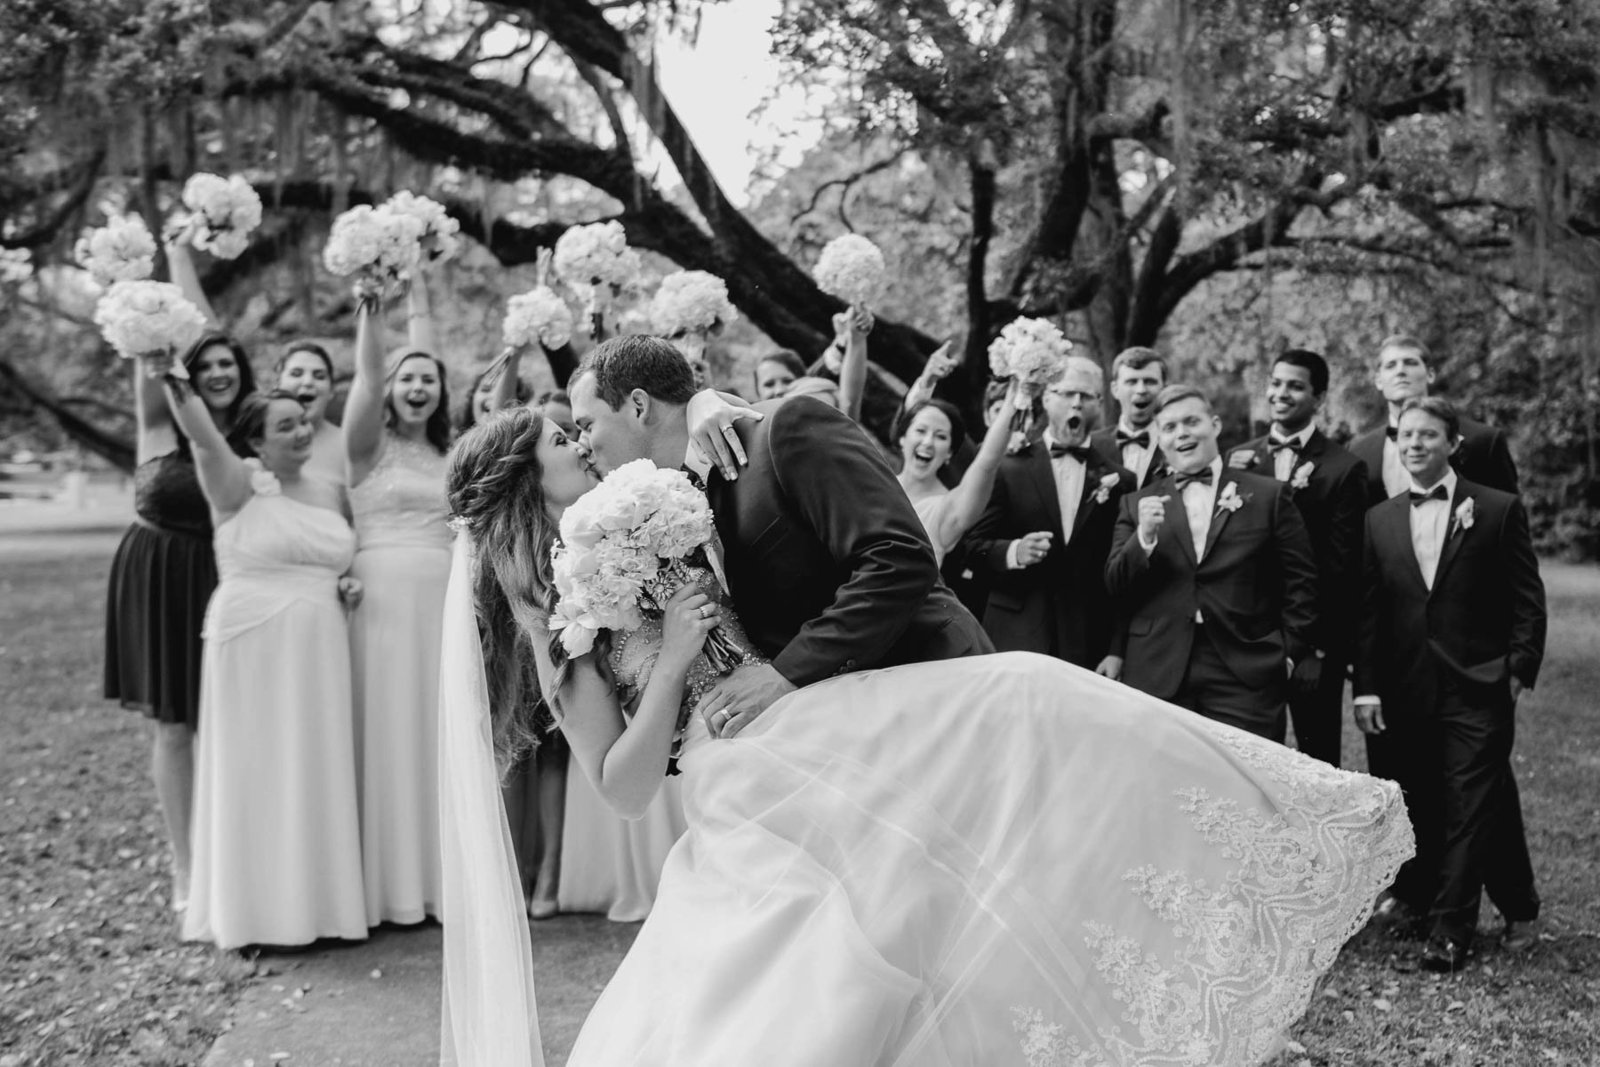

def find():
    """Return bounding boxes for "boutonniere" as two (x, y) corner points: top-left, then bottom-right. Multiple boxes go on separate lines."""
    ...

(1005, 431), (1029, 455)
(1453, 497), (1475, 532)
(245, 458), (281, 497)
(1290, 460), (1315, 490)
(1215, 481), (1247, 514)
(1091, 472), (1120, 505)
(1228, 449), (1258, 470)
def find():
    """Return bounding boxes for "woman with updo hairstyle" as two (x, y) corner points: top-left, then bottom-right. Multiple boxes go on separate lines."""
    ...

(104, 322), (257, 918)
(274, 341), (345, 484)
(340, 280), (458, 927)
(894, 384), (1019, 567)
(149, 373), (365, 949)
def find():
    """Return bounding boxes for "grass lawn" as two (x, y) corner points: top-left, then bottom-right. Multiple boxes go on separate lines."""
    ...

(1, 538), (1596, 1065)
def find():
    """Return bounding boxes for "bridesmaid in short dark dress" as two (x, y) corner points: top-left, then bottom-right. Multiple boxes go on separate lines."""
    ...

(104, 287), (256, 913)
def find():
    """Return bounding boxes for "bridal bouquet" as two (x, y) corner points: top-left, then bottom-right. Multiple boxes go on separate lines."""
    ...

(323, 204), (426, 289)
(550, 460), (743, 674)
(178, 173), (263, 260)
(553, 221), (642, 296)
(75, 215), (157, 288)
(383, 191), (462, 265)
(503, 286), (575, 350)
(813, 233), (886, 309)
(988, 318), (1073, 434)
(93, 280), (209, 370)
(649, 270), (738, 338)
(0, 247), (31, 284)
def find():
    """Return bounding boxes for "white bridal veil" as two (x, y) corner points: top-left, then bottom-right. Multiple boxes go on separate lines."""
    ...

(438, 530), (544, 1066)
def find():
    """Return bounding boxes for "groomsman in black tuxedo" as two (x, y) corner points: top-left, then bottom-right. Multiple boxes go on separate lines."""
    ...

(1107, 385), (1318, 740)
(1226, 349), (1368, 766)
(1354, 397), (1546, 972)
(1090, 347), (1171, 489)
(969, 357), (1135, 670)
(1349, 334), (1519, 508)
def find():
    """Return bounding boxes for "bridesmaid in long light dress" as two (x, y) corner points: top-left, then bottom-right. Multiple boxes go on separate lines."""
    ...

(343, 275), (453, 925)
(158, 378), (365, 950)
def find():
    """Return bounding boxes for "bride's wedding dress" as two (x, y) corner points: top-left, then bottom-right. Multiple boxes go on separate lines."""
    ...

(439, 544), (1413, 1067)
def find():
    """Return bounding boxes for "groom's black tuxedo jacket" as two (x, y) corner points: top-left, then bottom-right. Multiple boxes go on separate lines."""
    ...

(1355, 478), (1545, 715)
(707, 396), (993, 686)
(1105, 467), (1318, 701)
(1225, 429), (1368, 660)
(966, 441), (1135, 666)
(1349, 415), (1518, 509)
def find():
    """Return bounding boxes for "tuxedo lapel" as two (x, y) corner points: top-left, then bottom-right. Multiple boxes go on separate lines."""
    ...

(1377, 499), (1429, 595)
(1432, 484), (1475, 591)
(1070, 455), (1111, 541)
(1153, 477), (1198, 568)
(1024, 444), (1065, 540)
(1201, 469), (1242, 560)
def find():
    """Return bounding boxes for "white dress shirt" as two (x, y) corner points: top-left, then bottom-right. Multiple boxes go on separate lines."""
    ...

(1409, 468), (1457, 590)
(1116, 419), (1158, 485)
(1269, 424), (1315, 482)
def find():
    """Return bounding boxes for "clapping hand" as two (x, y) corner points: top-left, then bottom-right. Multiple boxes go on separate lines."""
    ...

(695, 663), (797, 740)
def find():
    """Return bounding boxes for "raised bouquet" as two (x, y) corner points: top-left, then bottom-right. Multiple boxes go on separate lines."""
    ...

(813, 233), (886, 309)
(382, 191), (462, 265)
(75, 214), (157, 288)
(322, 203), (426, 292)
(178, 173), (263, 260)
(988, 317), (1072, 432)
(0, 247), (32, 284)
(93, 280), (209, 373)
(503, 285), (575, 350)
(549, 460), (744, 677)
(552, 221), (642, 338)
(649, 270), (737, 338)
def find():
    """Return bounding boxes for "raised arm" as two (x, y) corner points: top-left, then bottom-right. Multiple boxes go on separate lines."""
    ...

(164, 240), (222, 329)
(407, 271), (439, 356)
(343, 296), (389, 486)
(935, 379), (1019, 547)
(901, 341), (957, 414)
(837, 306), (871, 423)
(160, 372), (250, 515)
(485, 346), (525, 416)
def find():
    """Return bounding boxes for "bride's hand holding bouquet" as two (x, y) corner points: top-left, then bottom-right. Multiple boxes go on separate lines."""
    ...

(658, 586), (722, 675)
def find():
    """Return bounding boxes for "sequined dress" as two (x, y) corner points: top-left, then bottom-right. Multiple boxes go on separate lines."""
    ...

(104, 452), (218, 727)
(564, 603), (1415, 1065)
(349, 434), (452, 925)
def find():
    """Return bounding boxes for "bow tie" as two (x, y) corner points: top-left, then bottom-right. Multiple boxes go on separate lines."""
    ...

(1048, 442), (1092, 462)
(1268, 435), (1301, 453)
(1116, 430), (1150, 450)
(1409, 484), (1448, 506)
(1386, 425), (1399, 441)
(1174, 468), (1215, 489)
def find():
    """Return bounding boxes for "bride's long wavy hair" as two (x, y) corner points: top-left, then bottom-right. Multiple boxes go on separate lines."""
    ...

(445, 406), (608, 764)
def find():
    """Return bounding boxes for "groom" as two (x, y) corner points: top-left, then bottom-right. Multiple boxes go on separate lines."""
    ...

(570, 336), (994, 739)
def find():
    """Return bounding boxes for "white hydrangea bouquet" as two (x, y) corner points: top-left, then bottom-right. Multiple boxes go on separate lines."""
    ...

(323, 203), (426, 295)
(92, 280), (209, 376)
(649, 269), (736, 372)
(383, 191), (462, 265)
(503, 286), (575, 350)
(553, 221), (642, 336)
(988, 317), (1073, 434)
(177, 173), (263, 260)
(549, 459), (745, 676)
(813, 233), (886, 309)
(75, 214), (157, 288)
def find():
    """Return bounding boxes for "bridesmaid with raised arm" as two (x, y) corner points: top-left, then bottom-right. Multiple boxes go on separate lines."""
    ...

(153, 369), (365, 949)
(104, 235), (259, 917)
(344, 270), (454, 926)
(275, 341), (345, 484)
(896, 380), (1021, 566)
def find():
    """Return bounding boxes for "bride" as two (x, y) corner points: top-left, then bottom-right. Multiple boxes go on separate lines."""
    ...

(438, 405), (1413, 1067)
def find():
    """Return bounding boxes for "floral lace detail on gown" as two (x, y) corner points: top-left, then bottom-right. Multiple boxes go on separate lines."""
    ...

(607, 567), (766, 760)
(1010, 724), (1414, 1067)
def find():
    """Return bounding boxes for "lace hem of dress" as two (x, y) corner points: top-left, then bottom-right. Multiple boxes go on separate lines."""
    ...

(1011, 728), (1414, 1067)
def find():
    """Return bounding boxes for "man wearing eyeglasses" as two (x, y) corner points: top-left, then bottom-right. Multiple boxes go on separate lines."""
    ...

(969, 356), (1135, 672)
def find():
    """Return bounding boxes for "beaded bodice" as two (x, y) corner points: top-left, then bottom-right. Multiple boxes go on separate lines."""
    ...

(133, 453), (212, 538)
(607, 567), (766, 759)
(350, 434), (451, 551)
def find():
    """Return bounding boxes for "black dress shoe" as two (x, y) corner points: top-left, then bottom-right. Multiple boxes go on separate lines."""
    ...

(1370, 895), (1427, 940)
(1501, 918), (1545, 952)
(1420, 937), (1470, 972)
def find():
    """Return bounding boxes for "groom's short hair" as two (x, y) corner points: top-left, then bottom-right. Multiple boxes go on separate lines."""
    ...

(578, 336), (697, 409)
